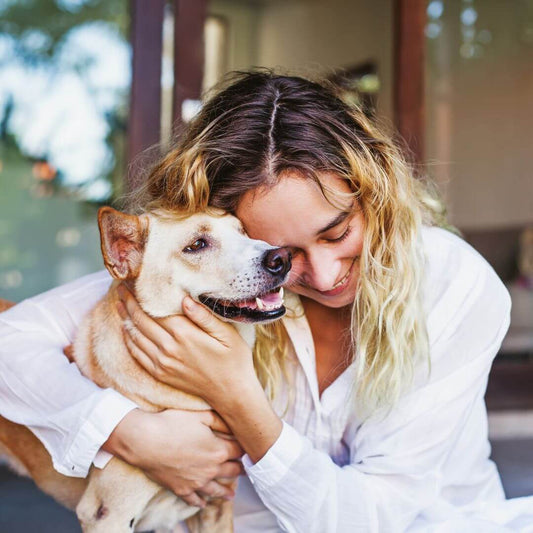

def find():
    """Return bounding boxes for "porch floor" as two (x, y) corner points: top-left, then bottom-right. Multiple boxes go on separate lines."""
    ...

(1, 437), (532, 532)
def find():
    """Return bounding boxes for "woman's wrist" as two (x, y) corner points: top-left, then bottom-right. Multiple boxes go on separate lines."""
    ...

(215, 380), (283, 463)
(200, 358), (258, 407)
(101, 408), (147, 467)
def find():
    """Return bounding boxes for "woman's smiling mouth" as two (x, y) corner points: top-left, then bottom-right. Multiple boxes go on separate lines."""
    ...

(292, 256), (359, 296)
(317, 256), (359, 296)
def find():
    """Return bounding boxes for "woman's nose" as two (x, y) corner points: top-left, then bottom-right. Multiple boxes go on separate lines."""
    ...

(293, 251), (340, 292)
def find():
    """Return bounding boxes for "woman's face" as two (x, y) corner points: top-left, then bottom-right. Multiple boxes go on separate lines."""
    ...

(235, 172), (364, 309)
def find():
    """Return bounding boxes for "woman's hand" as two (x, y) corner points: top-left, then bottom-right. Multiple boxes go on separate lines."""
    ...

(116, 284), (284, 464)
(116, 284), (258, 407)
(103, 408), (244, 508)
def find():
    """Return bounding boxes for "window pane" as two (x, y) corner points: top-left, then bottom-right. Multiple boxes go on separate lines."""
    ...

(0, 0), (130, 301)
(425, 0), (533, 229)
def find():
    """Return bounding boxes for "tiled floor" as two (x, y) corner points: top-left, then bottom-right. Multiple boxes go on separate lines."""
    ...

(0, 438), (532, 532)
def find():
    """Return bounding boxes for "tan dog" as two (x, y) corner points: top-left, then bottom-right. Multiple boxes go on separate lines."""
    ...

(0, 206), (291, 532)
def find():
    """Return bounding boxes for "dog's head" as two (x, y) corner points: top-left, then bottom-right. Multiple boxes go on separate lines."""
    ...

(98, 207), (291, 323)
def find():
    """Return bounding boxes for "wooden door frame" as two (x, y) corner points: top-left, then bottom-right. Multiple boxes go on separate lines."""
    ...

(127, 0), (207, 192)
(393, 0), (426, 164)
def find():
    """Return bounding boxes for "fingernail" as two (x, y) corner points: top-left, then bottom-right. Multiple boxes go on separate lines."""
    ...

(183, 296), (194, 311)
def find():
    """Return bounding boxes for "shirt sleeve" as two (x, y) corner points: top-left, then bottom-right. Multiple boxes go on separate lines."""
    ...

(0, 271), (138, 477)
(242, 244), (519, 532)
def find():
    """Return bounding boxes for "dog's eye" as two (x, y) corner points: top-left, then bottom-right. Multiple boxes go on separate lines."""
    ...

(184, 239), (208, 253)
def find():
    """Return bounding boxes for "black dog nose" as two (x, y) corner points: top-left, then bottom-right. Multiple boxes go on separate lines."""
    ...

(262, 248), (292, 277)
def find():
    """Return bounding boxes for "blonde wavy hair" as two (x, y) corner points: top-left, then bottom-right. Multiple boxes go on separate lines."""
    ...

(129, 70), (450, 416)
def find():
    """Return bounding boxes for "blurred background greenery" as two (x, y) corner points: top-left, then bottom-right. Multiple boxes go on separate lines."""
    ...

(0, 0), (129, 300)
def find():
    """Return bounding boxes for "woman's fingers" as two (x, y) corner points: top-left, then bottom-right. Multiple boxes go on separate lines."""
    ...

(201, 412), (244, 459)
(217, 461), (245, 479)
(221, 438), (245, 461)
(180, 481), (236, 507)
(201, 410), (231, 434)
(197, 480), (235, 500)
(180, 491), (207, 508)
(123, 329), (160, 376)
(117, 284), (177, 352)
(182, 297), (231, 345)
(118, 285), (217, 356)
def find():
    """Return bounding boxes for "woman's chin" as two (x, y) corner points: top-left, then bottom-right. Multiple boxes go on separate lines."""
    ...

(292, 284), (357, 309)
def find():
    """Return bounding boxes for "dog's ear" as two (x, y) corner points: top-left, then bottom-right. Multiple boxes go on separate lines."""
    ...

(98, 207), (149, 280)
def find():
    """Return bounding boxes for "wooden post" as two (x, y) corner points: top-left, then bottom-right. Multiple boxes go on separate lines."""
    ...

(127, 0), (165, 192)
(172, 0), (208, 131)
(394, 0), (426, 164)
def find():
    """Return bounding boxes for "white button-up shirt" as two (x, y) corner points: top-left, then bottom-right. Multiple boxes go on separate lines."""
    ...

(1, 227), (532, 531)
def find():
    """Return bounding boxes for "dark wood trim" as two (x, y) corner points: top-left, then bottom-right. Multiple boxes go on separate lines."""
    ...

(486, 361), (533, 411)
(172, 0), (208, 131)
(127, 0), (165, 192)
(393, 0), (426, 164)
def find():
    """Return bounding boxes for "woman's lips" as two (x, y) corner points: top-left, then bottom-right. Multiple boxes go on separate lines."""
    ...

(293, 257), (359, 297)
(318, 258), (358, 296)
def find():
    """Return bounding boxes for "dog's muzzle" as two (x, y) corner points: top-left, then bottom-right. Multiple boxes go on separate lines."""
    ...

(199, 247), (292, 323)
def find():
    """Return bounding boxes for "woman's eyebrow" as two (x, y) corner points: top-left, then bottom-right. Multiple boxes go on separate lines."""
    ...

(316, 209), (352, 235)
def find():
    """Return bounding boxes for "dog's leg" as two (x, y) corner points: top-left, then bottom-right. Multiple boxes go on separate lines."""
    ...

(77, 456), (198, 533)
(184, 479), (237, 533)
(185, 500), (234, 533)
(76, 456), (162, 532)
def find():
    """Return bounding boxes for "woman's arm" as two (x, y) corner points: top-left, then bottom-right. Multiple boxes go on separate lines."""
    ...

(118, 243), (532, 531)
(0, 272), (242, 506)
(102, 408), (243, 507)
(241, 261), (526, 532)
(0, 271), (134, 477)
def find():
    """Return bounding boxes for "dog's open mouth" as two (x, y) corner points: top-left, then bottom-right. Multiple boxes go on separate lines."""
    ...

(199, 287), (285, 322)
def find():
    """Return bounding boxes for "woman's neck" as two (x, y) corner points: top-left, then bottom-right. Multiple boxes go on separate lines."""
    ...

(300, 297), (352, 339)
(300, 297), (353, 395)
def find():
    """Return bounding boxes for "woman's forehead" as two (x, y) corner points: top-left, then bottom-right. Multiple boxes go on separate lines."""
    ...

(235, 172), (354, 242)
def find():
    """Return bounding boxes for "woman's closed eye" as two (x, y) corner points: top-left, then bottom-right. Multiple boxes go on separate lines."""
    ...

(323, 225), (352, 243)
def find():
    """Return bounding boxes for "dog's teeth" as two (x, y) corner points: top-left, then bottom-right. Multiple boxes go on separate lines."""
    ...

(255, 297), (265, 310)
(279, 287), (284, 299)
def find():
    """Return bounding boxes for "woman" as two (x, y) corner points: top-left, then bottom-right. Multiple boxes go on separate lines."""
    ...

(0, 71), (531, 531)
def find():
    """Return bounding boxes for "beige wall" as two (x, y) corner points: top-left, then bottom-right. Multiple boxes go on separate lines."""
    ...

(208, 0), (393, 117)
(208, 1), (261, 72)
(255, 0), (393, 119)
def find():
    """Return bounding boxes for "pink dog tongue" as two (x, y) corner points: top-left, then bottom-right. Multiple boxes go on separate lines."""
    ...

(261, 291), (282, 305)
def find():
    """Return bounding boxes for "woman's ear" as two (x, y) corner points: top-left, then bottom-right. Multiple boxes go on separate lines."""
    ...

(97, 207), (150, 280)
